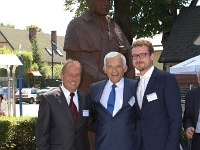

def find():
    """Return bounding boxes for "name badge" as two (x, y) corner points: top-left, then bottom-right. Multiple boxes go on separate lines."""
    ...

(146, 92), (158, 102)
(128, 96), (135, 107)
(83, 110), (89, 117)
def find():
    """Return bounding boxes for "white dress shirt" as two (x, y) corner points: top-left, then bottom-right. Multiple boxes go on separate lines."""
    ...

(137, 66), (154, 108)
(61, 85), (79, 111)
(100, 78), (124, 116)
(195, 110), (200, 133)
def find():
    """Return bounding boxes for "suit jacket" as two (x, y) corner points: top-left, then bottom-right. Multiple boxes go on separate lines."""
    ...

(183, 86), (200, 131)
(90, 77), (137, 150)
(35, 87), (95, 150)
(135, 67), (182, 150)
(183, 86), (200, 150)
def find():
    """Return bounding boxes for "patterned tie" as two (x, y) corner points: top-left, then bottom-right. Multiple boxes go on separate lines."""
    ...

(107, 84), (116, 115)
(69, 93), (78, 125)
(139, 77), (145, 109)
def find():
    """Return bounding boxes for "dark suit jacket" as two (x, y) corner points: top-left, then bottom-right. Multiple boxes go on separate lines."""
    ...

(135, 67), (182, 150)
(183, 86), (200, 150)
(35, 87), (95, 150)
(183, 86), (200, 131)
(90, 77), (137, 150)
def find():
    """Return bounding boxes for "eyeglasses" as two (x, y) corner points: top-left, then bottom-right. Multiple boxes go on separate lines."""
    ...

(131, 53), (149, 60)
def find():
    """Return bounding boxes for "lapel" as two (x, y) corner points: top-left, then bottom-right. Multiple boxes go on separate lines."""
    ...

(195, 87), (200, 123)
(76, 89), (84, 126)
(135, 78), (142, 116)
(141, 67), (158, 114)
(58, 87), (75, 126)
(114, 77), (131, 116)
(97, 80), (110, 114)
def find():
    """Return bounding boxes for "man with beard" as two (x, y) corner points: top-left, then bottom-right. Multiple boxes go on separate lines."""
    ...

(131, 39), (183, 150)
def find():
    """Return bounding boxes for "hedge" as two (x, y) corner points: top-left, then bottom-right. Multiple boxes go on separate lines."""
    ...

(0, 116), (188, 150)
(0, 116), (37, 150)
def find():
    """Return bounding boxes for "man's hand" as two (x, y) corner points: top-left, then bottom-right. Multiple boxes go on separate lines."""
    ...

(186, 127), (195, 139)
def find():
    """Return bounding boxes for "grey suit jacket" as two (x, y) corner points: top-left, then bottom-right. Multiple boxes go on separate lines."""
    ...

(35, 87), (95, 150)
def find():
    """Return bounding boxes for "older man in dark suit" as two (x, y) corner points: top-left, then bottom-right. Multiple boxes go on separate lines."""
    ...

(35, 59), (95, 150)
(90, 52), (137, 150)
(183, 69), (200, 150)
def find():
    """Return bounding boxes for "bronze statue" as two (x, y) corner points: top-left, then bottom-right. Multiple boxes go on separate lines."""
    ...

(64, 0), (134, 92)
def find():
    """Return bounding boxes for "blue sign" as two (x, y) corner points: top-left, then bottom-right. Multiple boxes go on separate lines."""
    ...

(17, 78), (24, 88)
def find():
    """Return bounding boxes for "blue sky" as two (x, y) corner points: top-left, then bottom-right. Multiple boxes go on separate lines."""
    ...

(1, 0), (200, 36)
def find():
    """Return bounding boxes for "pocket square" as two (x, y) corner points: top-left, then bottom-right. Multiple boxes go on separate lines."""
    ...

(128, 96), (135, 107)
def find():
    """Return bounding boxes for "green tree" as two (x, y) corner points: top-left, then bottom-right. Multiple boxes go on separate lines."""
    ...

(0, 23), (15, 28)
(26, 25), (43, 33)
(64, 0), (197, 44)
(40, 62), (51, 79)
(0, 47), (33, 87)
(53, 63), (63, 79)
(13, 50), (33, 87)
(30, 36), (42, 71)
(0, 47), (12, 77)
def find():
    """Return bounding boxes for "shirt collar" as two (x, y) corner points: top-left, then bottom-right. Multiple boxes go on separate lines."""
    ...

(61, 84), (77, 98)
(107, 77), (124, 89)
(140, 66), (154, 79)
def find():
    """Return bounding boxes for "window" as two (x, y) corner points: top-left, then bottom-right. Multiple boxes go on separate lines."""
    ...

(45, 47), (52, 55)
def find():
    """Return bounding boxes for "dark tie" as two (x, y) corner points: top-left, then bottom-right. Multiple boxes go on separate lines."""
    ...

(69, 93), (78, 125)
(107, 84), (116, 115)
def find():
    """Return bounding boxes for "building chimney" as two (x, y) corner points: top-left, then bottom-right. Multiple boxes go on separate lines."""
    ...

(51, 31), (57, 44)
(29, 28), (37, 38)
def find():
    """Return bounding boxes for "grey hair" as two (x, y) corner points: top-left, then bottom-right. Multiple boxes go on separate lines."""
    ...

(197, 69), (200, 83)
(104, 52), (126, 68)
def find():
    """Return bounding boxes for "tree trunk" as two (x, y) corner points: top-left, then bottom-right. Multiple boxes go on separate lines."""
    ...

(189, 0), (199, 6)
(114, 0), (132, 44)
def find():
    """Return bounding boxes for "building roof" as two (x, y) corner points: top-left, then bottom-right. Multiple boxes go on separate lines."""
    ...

(159, 6), (200, 63)
(0, 27), (66, 64)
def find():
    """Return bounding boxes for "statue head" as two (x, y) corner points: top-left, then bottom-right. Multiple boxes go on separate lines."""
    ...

(86, 0), (110, 18)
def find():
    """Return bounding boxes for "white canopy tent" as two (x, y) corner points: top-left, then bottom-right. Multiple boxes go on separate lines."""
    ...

(0, 54), (23, 116)
(170, 55), (200, 74)
(0, 54), (22, 68)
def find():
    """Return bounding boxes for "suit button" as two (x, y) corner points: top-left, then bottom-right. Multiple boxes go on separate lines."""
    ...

(112, 118), (114, 121)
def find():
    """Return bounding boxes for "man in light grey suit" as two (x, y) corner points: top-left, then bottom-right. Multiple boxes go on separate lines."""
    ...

(90, 52), (137, 150)
(35, 59), (95, 150)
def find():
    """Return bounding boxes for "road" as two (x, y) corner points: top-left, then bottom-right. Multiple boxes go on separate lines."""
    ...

(13, 103), (39, 117)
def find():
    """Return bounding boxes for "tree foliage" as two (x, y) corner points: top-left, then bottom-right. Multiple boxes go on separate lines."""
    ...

(26, 25), (43, 33)
(64, 0), (193, 41)
(131, 0), (191, 38)
(0, 23), (15, 28)
(0, 47), (33, 87)
(30, 36), (42, 70)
